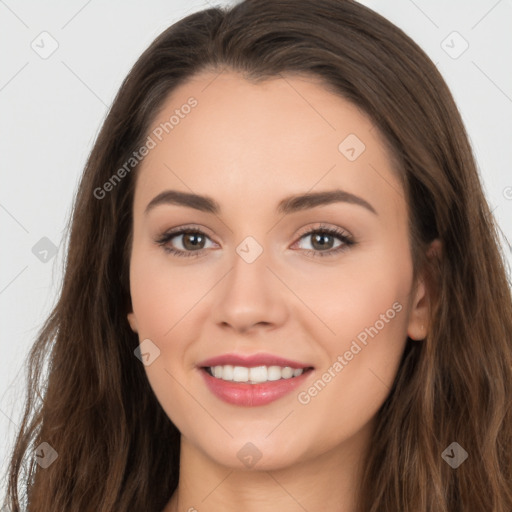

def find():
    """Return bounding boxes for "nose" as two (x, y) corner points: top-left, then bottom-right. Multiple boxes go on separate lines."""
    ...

(211, 247), (289, 334)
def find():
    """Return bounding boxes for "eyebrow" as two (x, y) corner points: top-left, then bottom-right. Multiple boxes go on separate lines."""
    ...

(144, 189), (377, 216)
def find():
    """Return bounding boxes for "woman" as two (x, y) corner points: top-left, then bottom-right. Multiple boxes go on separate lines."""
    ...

(4, 0), (512, 510)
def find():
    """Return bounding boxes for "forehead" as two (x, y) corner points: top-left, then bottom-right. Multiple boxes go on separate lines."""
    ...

(134, 70), (404, 221)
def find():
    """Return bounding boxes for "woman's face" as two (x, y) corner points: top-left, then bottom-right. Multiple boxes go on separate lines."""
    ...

(127, 70), (430, 470)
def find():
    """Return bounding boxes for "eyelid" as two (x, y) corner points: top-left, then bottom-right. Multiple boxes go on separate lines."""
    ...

(157, 223), (216, 240)
(294, 222), (352, 240)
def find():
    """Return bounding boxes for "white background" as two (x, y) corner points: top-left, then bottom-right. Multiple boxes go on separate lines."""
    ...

(1, 0), (511, 499)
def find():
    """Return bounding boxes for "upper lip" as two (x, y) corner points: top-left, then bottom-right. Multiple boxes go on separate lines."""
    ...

(197, 353), (313, 369)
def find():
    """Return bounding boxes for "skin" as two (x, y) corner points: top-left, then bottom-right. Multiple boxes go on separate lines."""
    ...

(127, 70), (435, 512)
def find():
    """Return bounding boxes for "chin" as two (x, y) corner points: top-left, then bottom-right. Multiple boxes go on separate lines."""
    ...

(191, 432), (313, 472)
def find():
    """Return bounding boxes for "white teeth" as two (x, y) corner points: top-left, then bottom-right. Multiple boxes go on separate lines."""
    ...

(281, 366), (294, 379)
(207, 365), (305, 383)
(249, 366), (268, 383)
(267, 366), (282, 381)
(233, 366), (249, 382)
(221, 365), (233, 381)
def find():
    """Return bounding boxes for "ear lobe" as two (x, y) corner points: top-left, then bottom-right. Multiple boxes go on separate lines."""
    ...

(406, 277), (429, 340)
(407, 238), (442, 341)
(127, 312), (139, 333)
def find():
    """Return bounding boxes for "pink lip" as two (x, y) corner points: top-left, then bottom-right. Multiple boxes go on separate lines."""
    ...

(199, 367), (313, 407)
(197, 353), (311, 369)
(197, 353), (314, 407)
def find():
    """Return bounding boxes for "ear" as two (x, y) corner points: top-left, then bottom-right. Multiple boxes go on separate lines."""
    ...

(127, 311), (139, 333)
(407, 239), (442, 341)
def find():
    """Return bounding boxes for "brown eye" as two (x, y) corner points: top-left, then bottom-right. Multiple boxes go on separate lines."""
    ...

(155, 228), (216, 258)
(180, 232), (207, 251)
(308, 232), (338, 251)
(294, 226), (355, 258)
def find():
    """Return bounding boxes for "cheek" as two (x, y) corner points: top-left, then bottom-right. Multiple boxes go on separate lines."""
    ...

(129, 245), (202, 430)
(129, 243), (211, 337)
(289, 244), (411, 373)
(292, 252), (413, 432)
(128, 244), (215, 407)
(327, 265), (411, 343)
(282, 245), (413, 349)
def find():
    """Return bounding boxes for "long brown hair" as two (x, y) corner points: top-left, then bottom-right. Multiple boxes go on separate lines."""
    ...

(4, 0), (512, 510)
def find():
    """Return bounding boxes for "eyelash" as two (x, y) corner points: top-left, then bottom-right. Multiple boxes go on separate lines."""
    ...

(154, 224), (356, 259)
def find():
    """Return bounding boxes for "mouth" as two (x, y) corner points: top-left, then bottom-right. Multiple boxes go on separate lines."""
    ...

(202, 364), (314, 384)
(197, 353), (315, 406)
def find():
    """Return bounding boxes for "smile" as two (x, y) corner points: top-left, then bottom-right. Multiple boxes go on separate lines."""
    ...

(197, 353), (315, 406)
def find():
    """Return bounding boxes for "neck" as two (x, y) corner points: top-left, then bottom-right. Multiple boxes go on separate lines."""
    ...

(164, 420), (374, 512)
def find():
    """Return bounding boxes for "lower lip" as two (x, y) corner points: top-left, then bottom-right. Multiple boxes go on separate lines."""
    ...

(199, 368), (313, 406)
